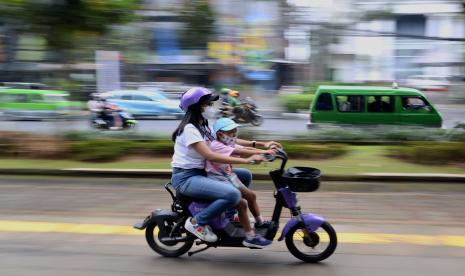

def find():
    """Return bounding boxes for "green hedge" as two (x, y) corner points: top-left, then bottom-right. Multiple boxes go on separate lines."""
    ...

(135, 140), (175, 155)
(279, 94), (314, 113)
(63, 130), (167, 141)
(67, 140), (133, 162)
(65, 138), (350, 162)
(293, 127), (465, 143)
(0, 137), (17, 156)
(388, 142), (465, 165)
(280, 141), (348, 159)
(67, 139), (177, 162)
(61, 126), (465, 144)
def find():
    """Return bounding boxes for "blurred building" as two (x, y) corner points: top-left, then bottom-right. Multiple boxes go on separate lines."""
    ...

(326, 0), (465, 82)
(0, 0), (312, 92)
(4, 0), (465, 92)
(129, 0), (288, 89)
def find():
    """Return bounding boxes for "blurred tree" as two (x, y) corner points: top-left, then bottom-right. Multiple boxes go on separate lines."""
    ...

(179, 0), (215, 49)
(0, 0), (140, 63)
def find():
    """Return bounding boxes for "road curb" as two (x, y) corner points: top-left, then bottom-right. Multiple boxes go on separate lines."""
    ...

(0, 169), (464, 183)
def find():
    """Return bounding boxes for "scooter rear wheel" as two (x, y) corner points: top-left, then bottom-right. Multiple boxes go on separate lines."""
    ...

(145, 217), (193, 257)
(285, 221), (337, 263)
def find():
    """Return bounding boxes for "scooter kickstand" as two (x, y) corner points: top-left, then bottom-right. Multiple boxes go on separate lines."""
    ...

(188, 245), (211, 257)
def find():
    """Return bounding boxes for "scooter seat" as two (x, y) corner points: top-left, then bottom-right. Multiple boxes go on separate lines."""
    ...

(176, 192), (212, 207)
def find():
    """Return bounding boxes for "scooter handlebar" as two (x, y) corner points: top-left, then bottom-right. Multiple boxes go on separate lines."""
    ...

(248, 151), (282, 164)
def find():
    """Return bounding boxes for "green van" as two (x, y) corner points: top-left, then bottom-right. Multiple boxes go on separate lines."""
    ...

(0, 88), (83, 120)
(308, 85), (442, 128)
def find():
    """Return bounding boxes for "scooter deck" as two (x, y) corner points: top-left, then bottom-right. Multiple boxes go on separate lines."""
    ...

(211, 222), (269, 247)
(222, 222), (268, 237)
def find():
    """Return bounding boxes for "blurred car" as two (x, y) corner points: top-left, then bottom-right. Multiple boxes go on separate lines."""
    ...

(0, 82), (48, 89)
(106, 90), (184, 119)
(404, 75), (449, 92)
(447, 75), (465, 101)
(0, 88), (84, 120)
(137, 83), (190, 99)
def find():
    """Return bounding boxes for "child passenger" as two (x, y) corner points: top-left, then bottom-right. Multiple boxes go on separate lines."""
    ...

(206, 118), (275, 249)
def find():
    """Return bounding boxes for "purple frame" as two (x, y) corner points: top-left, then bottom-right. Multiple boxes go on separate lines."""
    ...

(277, 213), (325, 241)
(188, 202), (229, 230)
(278, 187), (298, 208)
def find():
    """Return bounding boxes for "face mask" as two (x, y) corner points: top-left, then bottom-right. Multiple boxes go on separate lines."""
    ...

(220, 134), (237, 146)
(201, 106), (216, 119)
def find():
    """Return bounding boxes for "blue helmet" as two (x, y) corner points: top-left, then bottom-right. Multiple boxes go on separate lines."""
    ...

(213, 118), (239, 134)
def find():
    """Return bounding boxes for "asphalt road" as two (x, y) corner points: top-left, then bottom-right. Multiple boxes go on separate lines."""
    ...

(0, 112), (460, 138)
(0, 103), (464, 135)
(1, 176), (464, 276)
(0, 117), (310, 136)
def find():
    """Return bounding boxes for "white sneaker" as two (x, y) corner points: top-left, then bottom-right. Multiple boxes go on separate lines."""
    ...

(184, 218), (218, 243)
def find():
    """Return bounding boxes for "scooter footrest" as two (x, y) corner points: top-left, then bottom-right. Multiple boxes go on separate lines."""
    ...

(133, 223), (144, 230)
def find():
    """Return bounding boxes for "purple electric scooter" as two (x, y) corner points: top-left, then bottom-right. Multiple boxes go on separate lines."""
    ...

(134, 149), (337, 263)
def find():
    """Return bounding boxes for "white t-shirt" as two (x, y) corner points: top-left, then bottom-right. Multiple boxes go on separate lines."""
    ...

(87, 100), (104, 112)
(171, 124), (208, 169)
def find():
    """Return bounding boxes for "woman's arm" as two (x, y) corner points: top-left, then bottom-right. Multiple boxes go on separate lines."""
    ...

(233, 147), (261, 158)
(236, 138), (282, 149)
(191, 141), (263, 164)
(233, 147), (272, 158)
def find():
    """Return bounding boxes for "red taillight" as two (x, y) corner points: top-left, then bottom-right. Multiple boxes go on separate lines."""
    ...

(427, 87), (448, 92)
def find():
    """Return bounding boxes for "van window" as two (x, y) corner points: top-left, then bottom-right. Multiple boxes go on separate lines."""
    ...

(402, 96), (430, 111)
(29, 94), (43, 102)
(44, 95), (67, 102)
(0, 93), (15, 102)
(315, 93), (333, 111)
(336, 95), (364, 112)
(0, 93), (28, 103)
(121, 95), (132, 100)
(367, 96), (394, 112)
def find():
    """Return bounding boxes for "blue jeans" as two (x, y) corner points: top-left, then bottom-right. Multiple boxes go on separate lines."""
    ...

(233, 168), (252, 188)
(171, 167), (242, 225)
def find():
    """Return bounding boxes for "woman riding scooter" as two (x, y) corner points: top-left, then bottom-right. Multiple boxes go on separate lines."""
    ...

(170, 87), (280, 244)
(88, 93), (123, 130)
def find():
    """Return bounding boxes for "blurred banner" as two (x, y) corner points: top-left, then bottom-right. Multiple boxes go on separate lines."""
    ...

(208, 42), (239, 64)
(155, 23), (181, 64)
(95, 51), (121, 93)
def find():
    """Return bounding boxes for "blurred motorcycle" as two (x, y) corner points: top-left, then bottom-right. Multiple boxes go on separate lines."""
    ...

(219, 97), (264, 126)
(90, 103), (137, 130)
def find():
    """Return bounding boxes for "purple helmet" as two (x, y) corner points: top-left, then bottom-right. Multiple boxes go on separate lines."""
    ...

(179, 87), (219, 111)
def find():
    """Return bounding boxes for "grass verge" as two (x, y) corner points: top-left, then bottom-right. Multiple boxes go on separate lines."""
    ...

(0, 146), (463, 175)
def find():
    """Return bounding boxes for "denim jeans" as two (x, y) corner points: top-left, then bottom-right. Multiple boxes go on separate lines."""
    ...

(171, 167), (242, 225)
(233, 168), (252, 188)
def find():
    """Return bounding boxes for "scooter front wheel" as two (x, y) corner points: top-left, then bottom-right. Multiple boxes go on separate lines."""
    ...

(145, 217), (193, 257)
(285, 221), (337, 263)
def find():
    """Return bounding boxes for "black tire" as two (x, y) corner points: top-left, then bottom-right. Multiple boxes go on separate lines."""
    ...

(145, 218), (193, 257)
(250, 115), (263, 126)
(285, 221), (337, 263)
